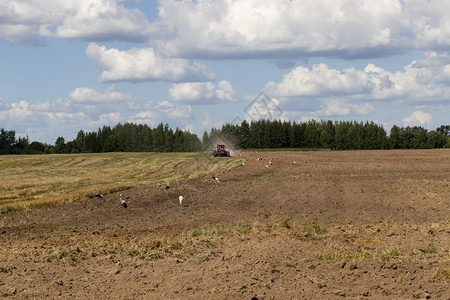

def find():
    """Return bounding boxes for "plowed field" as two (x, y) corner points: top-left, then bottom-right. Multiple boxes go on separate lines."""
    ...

(1, 149), (449, 299)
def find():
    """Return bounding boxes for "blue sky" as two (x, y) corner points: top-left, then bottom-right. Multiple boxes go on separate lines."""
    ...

(1, 0), (449, 144)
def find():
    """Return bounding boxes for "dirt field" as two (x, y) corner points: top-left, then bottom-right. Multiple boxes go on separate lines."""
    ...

(1, 149), (449, 299)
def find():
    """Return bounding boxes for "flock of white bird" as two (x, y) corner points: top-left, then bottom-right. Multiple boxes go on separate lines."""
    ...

(95, 153), (306, 208)
(254, 154), (306, 169)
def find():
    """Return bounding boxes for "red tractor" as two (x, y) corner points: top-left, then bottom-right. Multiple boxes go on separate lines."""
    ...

(213, 144), (230, 157)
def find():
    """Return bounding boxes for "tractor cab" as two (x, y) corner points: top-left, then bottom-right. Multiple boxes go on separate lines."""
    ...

(213, 144), (230, 157)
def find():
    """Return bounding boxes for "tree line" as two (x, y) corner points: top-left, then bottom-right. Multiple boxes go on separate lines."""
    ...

(1, 121), (449, 155)
(203, 120), (450, 150)
(53, 123), (203, 154)
(0, 123), (202, 154)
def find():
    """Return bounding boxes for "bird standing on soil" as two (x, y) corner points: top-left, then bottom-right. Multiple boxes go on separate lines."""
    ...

(120, 194), (127, 208)
(165, 183), (170, 190)
(265, 165), (269, 168)
(292, 161), (296, 166)
(212, 177), (220, 184)
(179, 195), (183, 205)
(95, 194), (104, 200)
(241, 162), (245, 166)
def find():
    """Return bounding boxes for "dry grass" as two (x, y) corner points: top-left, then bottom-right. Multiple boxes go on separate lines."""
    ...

(433, 267), (450, 279)
(0, 152), (243, 214)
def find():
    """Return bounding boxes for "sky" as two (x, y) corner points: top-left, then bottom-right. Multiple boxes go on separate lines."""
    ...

(1, 0), (450, 144)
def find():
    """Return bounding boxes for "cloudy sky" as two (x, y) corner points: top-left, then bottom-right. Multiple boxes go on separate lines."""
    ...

(1, 0), (449, 144)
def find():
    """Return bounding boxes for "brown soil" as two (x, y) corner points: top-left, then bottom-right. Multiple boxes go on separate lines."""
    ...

(1, 149), (449, 299)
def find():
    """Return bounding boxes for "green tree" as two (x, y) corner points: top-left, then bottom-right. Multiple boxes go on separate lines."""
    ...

(410, 127), (428, 149)
(14, 135), (29, 154)
(389, 125), (401, 149)
(436, 125), (450, 137)
(173, 128), (184, 152)
(427, 130), (445, 148)
(164, 124), (174, 152)
(289, 122), (304, 148)
(28, 141), (46, 154)
(398, 127), (414, 149)
(364, 121), (380, 150)
(84, 132), (100, 152)
(0, 128), (16, 154)
(98, 126), (113, 152)
(303, 120), (320, 148)
(376, 126), (388, 149)
(183, 131), (202, 152)
(334, 121), (349, 150)
(103, 135), (117, 152)
(53, 136), (66, 153)
(444, 137), (450, 148)
(319, 120), (334, 149)
(66, 141), (80, 153)
(237, 120), (251, 149)
(152, 123), (166, 152)
(202, 131), (210, 150)
(139, 124), (153, 151)
(75, 130), (86, 152)
(248, 120), (263, 149)
(319, 130), (333, 149)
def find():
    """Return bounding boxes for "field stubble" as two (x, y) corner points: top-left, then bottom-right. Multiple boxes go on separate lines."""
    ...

(0, 152), (242, 213)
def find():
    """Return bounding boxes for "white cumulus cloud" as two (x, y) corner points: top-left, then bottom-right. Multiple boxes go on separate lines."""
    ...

(86, 43), (214, 83)
(264, 51), (450, 120)
(406, 0), (450, 50)
(265, 64), (373, 97)
(154, 0), (410, 59)
(168, 80), (236, 103)
(244, 96), (287, 122)
(128, 101), (192, 124)
(402, 111), (433, 127)
(316, 100), (375, 117)
(0, 0), (155, 44)
(0, 91), (197, 144)
(97, 112), (122, 126)
(69, 85), (133, 103)
(3, 0), (450, 61)
(9, 100), (33, 120)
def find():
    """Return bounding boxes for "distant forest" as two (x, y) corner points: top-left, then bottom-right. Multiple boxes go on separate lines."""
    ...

(1, 120), (450, 155)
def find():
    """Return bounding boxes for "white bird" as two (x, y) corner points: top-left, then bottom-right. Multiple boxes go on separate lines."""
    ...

(95, 194), (104, 200)
(265, 165), (268, 168)
(211, 176), (220, 183)
(120, 194), (127, 208)
(179, 195), (183, 205)
(241, 162), (245, 166)
(292, 161), (296, 165)
(269, 161), (272, 165)
(165, 183), (170, 190)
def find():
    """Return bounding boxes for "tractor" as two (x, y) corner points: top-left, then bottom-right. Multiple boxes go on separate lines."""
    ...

(213, 144), (230, 157)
